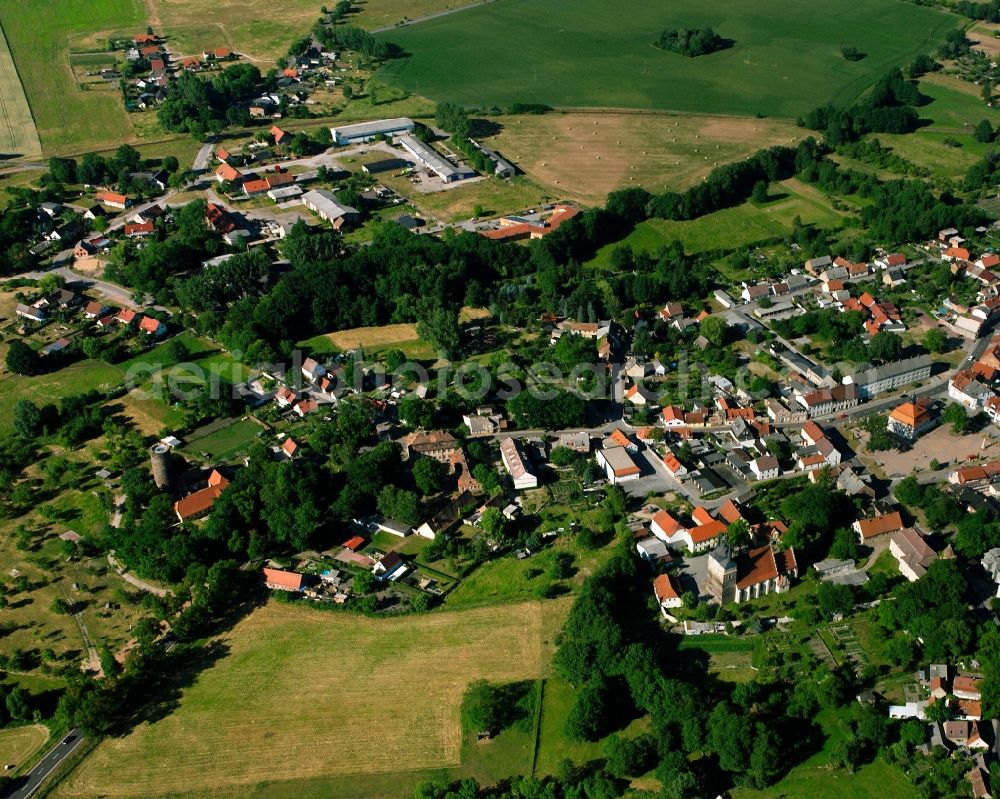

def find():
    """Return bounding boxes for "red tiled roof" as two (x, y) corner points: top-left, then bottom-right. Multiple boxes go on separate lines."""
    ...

(855, 511), (904, 540)
(173, 472), (230, 520)
(342, 535), (365, 551)
(263, 568), (304, 590)
(690, 519), (725, 544)
(124, 221), (154, 236)
(653, 573), (680, 604)
(139, 316), (162, 334)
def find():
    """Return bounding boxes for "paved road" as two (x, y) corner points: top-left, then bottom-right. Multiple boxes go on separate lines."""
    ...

(8, 267), (139, 309)
(4, 729), (84, 799)
(192, 141), (214, 172)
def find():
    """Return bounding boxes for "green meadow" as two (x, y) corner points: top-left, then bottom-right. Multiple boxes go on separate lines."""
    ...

(377, 0), (959, 117)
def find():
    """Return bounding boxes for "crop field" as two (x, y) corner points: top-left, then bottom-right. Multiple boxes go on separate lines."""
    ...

(377, 0), (958, 118)
(0, 21), (40, 157)
(0, 0), (143, 153)
(487, 112), (803, 204)
(54, 600), (567, 799)
(0, 725), (49, 770)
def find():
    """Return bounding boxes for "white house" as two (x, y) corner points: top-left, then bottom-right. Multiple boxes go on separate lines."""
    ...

(301, 356), (326, 382)
(596, 446), (641, 484)
(500, 437), (538, 490)
(653, 573), (683, 614)
(750, 455), (779, 480)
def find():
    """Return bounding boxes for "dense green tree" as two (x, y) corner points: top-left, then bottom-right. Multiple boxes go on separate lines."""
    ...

(6, 339), (39, 376)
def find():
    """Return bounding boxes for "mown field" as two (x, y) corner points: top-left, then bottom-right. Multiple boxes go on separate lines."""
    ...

(0, 20), (40, 157)
(0, 0), (143, 153)
(876, 72), (1000, 178)
(377, 0), (959, 117)
(486, 112), (803, 204)
(587, 178), (846, 263)
(0, 725), (49, 770)
(53, 600), (567, 798)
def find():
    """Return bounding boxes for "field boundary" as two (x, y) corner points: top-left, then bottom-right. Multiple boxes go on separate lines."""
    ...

(529, 678), (545, 777)
(0, 17), (41, 157)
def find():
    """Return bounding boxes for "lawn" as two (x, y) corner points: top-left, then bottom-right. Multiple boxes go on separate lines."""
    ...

(183, 418), (263, 460)
(376, 0), (958, 118)
(0, 20), (40, 157)
(0, 725), (49, 771)
(53, 599), (568, 799)
(389, 175), (551, 224)
(486, 112), (803, 204)
(0, 0), (143, 153)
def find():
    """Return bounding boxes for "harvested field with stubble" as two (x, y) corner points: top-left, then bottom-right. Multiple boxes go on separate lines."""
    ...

(54, 599), (568, 799)
(488, 113), (804, 204)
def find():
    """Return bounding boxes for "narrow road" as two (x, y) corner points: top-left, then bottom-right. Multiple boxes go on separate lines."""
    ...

(192, 142), (214, 172)
(6, 267), (139, 309)
(3, 729), (85, 799)
(62, 585), (100, 673)
(107, 553), (172, 598)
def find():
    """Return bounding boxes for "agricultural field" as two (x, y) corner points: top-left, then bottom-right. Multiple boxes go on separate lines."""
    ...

(0, 21), (40, 157)
(485, 112), (803, 204)
(0, 725), (49, 771)
(376, 0), (958, 118)
(0, 0), (143, 153)
(53, 599), (567, 799)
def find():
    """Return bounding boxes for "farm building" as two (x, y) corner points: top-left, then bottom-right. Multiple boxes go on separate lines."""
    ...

(362, 158), (413, 175)
(330, 117), (415, 145)
(300, 189), (359, 229)
(398, 135), (475, 183)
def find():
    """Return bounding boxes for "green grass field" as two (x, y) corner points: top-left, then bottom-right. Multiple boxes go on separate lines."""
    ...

(0, 0), (143, 153)
(875, 73), (1000, 178)
(587, 179), (845, 264)
(0, 725), (49, 771)
(0, 359), (125, 429)
(53, 600), (566, 799)
(377, 0), (958, 117)
(183, 418), (263, 460)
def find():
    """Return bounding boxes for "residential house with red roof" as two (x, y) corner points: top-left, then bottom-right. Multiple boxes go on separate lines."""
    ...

(853, 510), (905, 543)
(139, 316), (166, 337)
(263, 568), (307, 591)
(653, 574), (682, 613)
